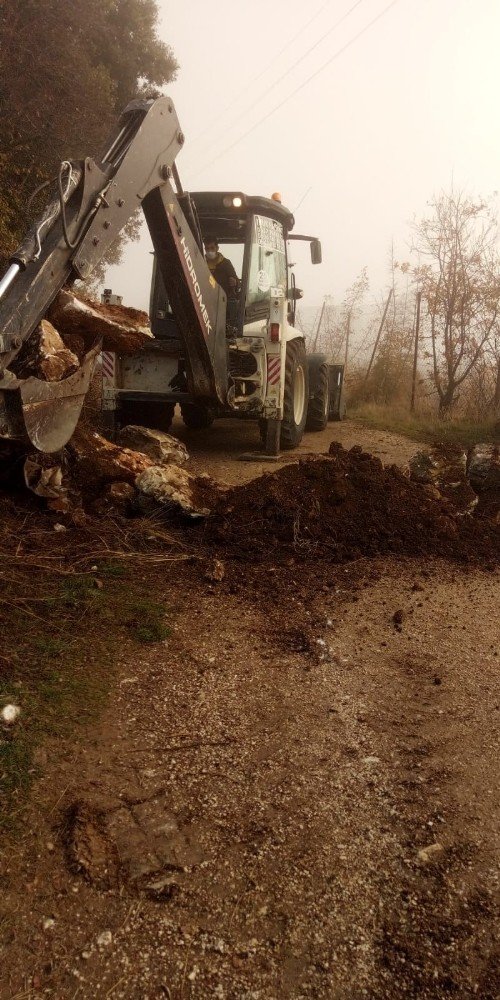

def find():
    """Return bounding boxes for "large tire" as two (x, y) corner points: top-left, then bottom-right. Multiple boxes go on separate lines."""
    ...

(306, 363), (329, 431)
(280, 339), (308, 450)
(180, 403), (215, 430)
(118, 401), (175, 432)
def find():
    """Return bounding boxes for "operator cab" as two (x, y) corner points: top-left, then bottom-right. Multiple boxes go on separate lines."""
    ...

(192, 192), (293, 333)
(150, 191), (321, 340)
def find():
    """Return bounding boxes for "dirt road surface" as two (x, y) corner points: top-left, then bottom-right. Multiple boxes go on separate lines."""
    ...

(172, 416), (418, 485)
(1, 421), (499, 999)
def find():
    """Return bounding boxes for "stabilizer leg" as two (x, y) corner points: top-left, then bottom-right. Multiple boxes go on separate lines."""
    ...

(265, 418), (281, 457)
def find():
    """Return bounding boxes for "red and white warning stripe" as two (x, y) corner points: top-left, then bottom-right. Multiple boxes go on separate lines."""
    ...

(267, 356), (281, 386)
(101, 351), (115, 380)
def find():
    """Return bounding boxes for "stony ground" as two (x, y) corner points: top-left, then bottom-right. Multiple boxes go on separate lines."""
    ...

(0, 421), (499, 999)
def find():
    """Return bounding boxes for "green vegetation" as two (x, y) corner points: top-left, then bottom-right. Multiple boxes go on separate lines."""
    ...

(0, 567), (171, 829)
(349, 403), (499, 448)
(0, 0), (178, 269)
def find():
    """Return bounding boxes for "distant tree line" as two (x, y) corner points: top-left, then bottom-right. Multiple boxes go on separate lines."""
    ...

(310, 190), (500, 420)
(0, 0), (178, 270)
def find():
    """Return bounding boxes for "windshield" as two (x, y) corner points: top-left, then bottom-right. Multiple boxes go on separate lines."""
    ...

(246, 214), (287, 319)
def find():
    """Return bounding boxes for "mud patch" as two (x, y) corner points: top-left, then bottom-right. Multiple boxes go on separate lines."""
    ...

(63, 793), (204, 895)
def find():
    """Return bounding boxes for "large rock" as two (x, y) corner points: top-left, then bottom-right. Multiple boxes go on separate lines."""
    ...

(409, 444), (467, 485)
(69, 425), (153, 489)
(117, 425), (188, 467)
(467, 444), (500, 491)
(136, 465), (210, 517)
(409, 443), (477, 514)
(11, 319), (80, 382)
(48, 290), (153, 355)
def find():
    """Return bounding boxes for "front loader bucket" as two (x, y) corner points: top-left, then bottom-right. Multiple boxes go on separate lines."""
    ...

(0, 342), (100, 453)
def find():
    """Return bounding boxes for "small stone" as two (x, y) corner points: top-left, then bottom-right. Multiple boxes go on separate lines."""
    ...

(392, 609), (404, 627)
(53, 522), (68, 533)
(43, 918), (55, 930)
(1, 704), (21, 724)
(417, 842), (444, 863)
(97, 930), (113, 948)
(107, 481), (136, 502)
(205, 559), (225, 583)
(145, 876), (178, 899)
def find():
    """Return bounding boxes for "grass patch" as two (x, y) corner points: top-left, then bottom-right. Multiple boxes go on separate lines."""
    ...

(0, 570), (171, 830)
(99, 560), (127, 578)
(349, 403), (499, 448)
(121, 597), (171, 644)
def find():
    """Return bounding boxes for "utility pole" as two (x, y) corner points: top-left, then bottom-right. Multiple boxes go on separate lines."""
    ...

(312, 298), (326, 351)
(410, 290), (422, 412)
(364, 288), (393, 384)
(344, 310), (351, 371)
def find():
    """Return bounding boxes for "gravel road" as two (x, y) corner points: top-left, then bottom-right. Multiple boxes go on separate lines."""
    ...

(1, 422), (498, 1000)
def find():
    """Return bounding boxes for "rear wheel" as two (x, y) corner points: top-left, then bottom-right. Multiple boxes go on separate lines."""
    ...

(305, 363), (329, 431)
(259, 340), (309, 451)
(118, 401), (175, 432)
(180, 403), (215, 430)
(280, 339), (308, 450)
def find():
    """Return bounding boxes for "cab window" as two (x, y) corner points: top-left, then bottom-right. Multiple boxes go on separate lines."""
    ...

(246, 215), (287, 318)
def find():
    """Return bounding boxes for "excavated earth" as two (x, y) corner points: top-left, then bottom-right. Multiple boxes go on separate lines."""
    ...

(0, 428), (499, 1000)
(207, 443), (500, 567)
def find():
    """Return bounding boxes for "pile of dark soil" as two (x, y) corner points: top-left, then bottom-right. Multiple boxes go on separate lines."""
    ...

(475, 487), (500, 522)
(208, 444), (500, 565)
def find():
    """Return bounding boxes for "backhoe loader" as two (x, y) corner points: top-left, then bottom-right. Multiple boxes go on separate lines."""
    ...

(0, 96), (344, 456)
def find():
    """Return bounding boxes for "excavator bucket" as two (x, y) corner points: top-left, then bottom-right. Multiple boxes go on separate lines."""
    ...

(0, 342), (100, 453)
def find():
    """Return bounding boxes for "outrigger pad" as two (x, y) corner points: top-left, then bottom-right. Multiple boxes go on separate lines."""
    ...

(238, 452), (284, 463)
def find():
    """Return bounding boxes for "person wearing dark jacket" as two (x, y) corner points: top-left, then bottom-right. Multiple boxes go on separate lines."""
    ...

(204, 240), (239, 299)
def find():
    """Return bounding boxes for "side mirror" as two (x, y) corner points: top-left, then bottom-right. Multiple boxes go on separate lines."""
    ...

(310, 239), (322, 265)
(289, 287), (303, 301)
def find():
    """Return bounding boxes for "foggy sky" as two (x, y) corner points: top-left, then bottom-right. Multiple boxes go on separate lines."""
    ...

(105, 0), (500, 314)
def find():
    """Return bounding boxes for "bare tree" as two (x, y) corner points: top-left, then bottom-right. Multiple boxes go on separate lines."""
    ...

(413, 190), (500, 417)
(337, 269), (369, 370)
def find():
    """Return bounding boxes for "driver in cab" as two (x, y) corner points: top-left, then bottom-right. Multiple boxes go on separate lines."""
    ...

(204, 240), (239, 300)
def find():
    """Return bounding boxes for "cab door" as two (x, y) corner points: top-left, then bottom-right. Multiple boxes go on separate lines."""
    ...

(243, 214), (287, 330)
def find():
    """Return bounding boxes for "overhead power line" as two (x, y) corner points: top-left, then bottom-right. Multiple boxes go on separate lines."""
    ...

(189, 0), (402, 180)
(190, 0), (335, 146)
(194, 0), (368, 162)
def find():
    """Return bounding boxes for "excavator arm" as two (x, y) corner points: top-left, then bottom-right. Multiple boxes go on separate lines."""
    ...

(0, 96), (227, 452)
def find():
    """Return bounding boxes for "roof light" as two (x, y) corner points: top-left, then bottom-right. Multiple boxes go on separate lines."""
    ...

(222, 195), (243, 208)
(271, 192), (282, 203)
